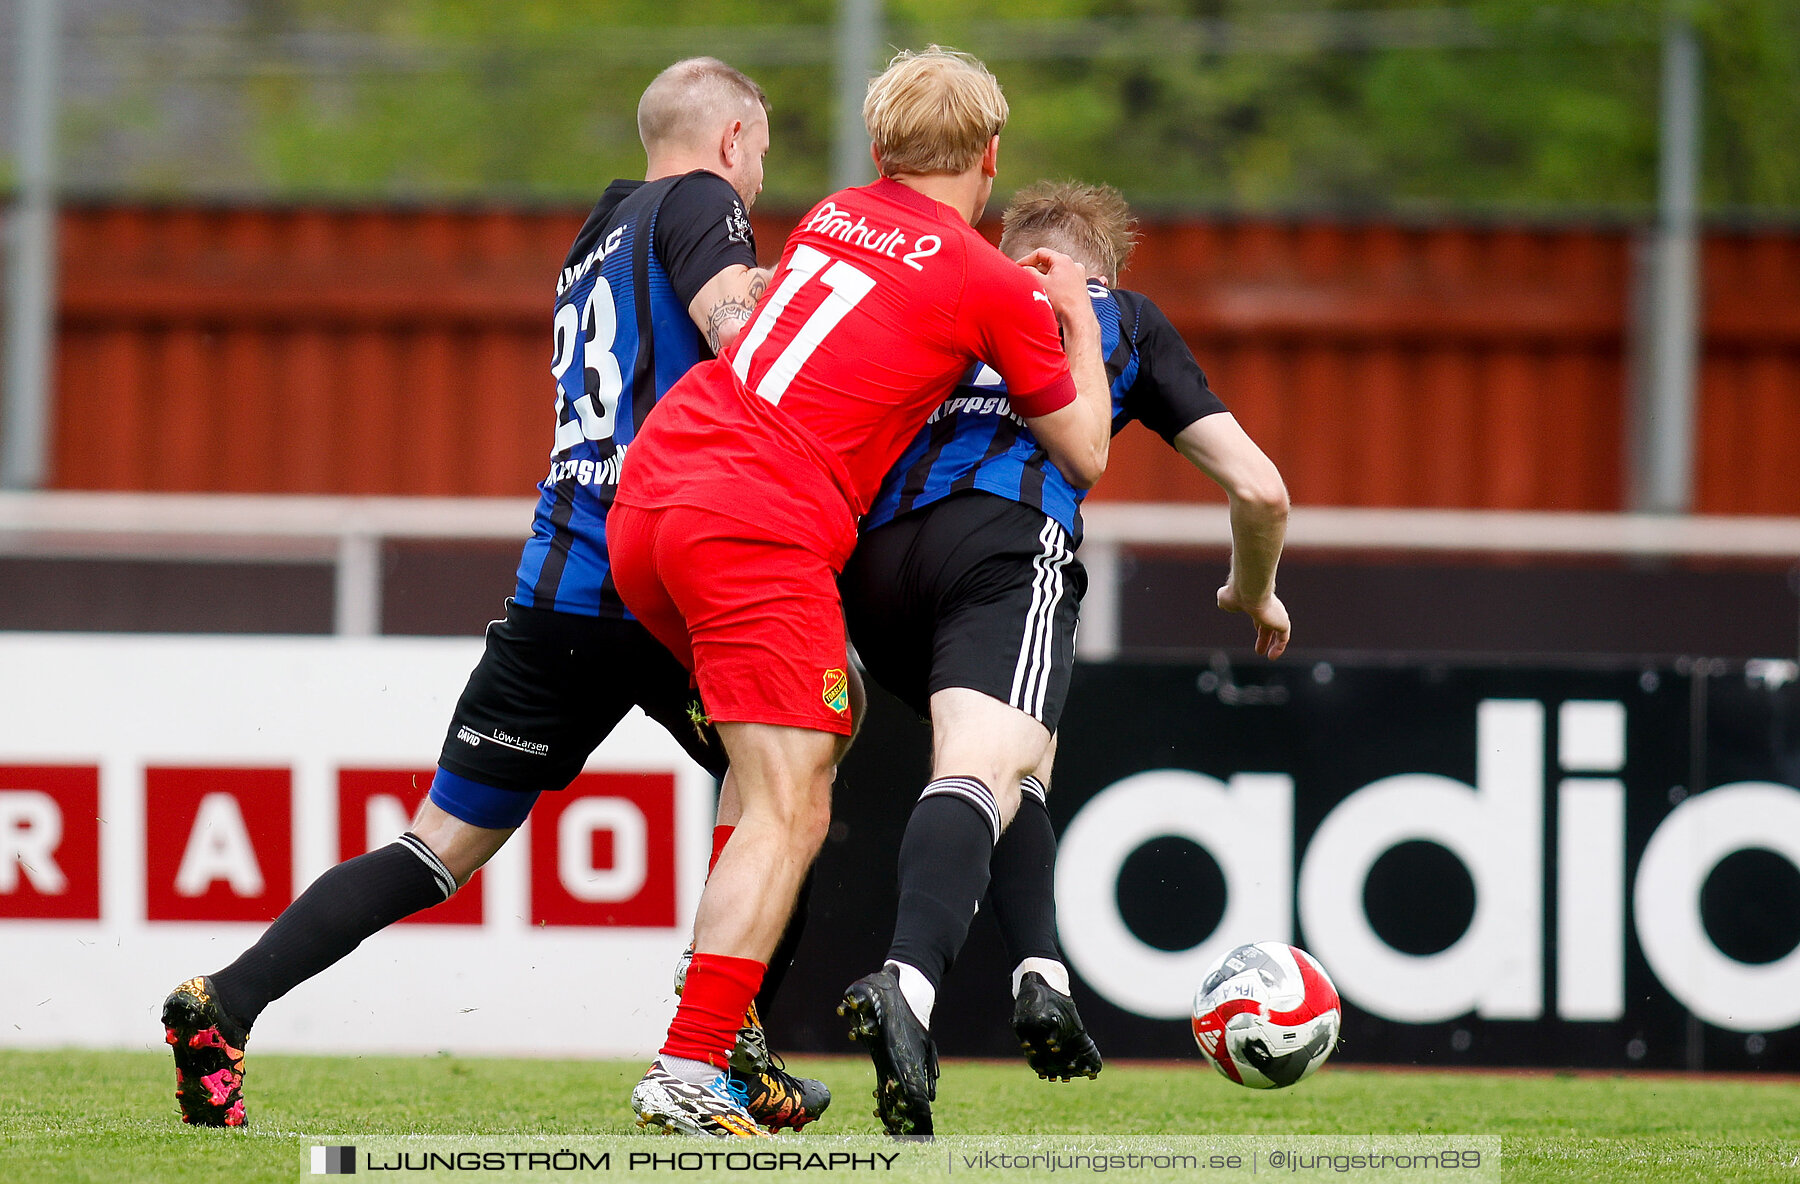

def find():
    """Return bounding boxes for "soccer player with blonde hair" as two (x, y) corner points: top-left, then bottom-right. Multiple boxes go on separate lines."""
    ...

(611, 48), (1118, 1136)
(839, 179), (1290, 1134)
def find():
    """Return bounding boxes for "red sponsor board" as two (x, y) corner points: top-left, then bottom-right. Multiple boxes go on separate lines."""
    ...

(530, 772), (676, 928)
(0, 765), (101, 920)
(145, 767), (292, 922)
(337, 769), (482, 925)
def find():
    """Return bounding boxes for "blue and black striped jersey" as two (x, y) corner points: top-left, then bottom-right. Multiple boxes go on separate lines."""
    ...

(862, 285), (1227, 544)
(514, 171), (756, 617)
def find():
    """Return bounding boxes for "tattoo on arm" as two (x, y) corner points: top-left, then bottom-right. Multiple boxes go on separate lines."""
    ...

(702, 273), (769, 353)
(705, 296), (757, 353)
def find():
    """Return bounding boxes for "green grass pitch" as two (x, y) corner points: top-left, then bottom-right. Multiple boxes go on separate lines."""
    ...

(2, 1050), (1796, 1183)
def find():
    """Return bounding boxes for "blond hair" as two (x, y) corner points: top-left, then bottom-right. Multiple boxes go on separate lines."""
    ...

(999, 180), (1138, 284)
(863, 47), (1008, 177)
(637, 57), (768, 154)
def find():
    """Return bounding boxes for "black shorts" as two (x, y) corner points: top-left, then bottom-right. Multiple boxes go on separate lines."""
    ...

(842, 491), (1086, 733)
(437, 600), (727, 795)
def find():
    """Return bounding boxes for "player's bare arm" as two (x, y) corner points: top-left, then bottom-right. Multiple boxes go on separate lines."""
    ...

(690, 264), (772, 353)
(1014, 248), (1111, 487)
(1174, 414), (1291, 658)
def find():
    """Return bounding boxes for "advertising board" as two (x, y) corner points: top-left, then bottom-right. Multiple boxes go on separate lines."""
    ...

(0, 635), (714, 1058)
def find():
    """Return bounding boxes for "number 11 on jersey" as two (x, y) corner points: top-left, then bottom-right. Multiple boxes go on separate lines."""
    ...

(731, 244), (876, 405)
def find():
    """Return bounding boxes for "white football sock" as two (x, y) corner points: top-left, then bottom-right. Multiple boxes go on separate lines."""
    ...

(1012, 957), (1071, 998)
(886, 960), (936, 1028)
(658, 1054), (722, 1087)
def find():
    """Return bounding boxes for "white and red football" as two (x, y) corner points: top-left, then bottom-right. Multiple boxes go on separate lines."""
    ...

(1191, 942), (1341, 1089)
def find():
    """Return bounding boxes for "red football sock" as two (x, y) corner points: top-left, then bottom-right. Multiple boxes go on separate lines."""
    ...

(707, 825), (735, 878)
(662, 952), (765, 1069)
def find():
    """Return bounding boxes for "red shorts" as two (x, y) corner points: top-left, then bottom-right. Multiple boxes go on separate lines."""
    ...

(608, 503), (854, 736)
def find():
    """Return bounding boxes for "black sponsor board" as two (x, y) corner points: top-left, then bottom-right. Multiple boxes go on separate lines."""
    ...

(766, 659), (1800, 1072)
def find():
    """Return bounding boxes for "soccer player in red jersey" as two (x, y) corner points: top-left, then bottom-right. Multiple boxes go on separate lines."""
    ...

(611, 48), (1116, 1136)
(155, 58), (833, 1136)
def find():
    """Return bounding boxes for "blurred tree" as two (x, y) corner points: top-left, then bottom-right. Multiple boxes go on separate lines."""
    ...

(1693, 0), (1800, 209)
(221, 0), (1800, 215)
(244, 0), (835, 203)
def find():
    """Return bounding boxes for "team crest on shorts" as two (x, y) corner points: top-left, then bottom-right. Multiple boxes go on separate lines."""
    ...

(822, 668), (850, 715)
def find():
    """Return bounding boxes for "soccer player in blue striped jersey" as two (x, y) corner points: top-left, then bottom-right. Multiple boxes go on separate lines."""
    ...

(837, 181), (1291, 1135)
(161, 58), (824, 1137)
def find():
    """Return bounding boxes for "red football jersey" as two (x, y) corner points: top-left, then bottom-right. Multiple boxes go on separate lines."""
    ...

(616, 178), (1076, 568)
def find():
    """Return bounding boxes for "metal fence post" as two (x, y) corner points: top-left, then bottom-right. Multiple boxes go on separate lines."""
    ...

(2, 0), (63, 491)
(1633, 15), (1702, 514)
(1076, 539), (1122, 661)
(334, 532), (383, 637)
(831, 0), (881, 192)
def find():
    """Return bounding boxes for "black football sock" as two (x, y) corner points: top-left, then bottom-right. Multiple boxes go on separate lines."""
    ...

(208, 833), (455, 1032)
(985, 777), (1063, 970)
(885, 776), (1001, 990)
(756, 866), (814, 1016)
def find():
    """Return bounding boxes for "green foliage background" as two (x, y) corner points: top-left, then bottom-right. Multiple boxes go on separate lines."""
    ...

(67, 1), (1800, 214)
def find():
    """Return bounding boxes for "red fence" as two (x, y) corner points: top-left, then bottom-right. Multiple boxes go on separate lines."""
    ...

(47, 204), (1800, 513)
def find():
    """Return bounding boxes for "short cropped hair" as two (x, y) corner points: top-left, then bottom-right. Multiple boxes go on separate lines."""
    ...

(863, 47), (1008, 177)
(638, 57), (769, 154)
(999, 180), (1138, 285)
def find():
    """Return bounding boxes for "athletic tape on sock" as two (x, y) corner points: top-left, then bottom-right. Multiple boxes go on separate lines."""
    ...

(659, 1054), (722, 1087)
(1013, 957), (1072, 998)
(886, 960), (937, 1029)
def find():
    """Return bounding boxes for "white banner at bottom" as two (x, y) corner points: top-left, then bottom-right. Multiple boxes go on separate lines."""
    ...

(0, 634), (717, 1057)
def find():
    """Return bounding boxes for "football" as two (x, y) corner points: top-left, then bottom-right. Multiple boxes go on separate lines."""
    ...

(1191, 942), (1341, 1089)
